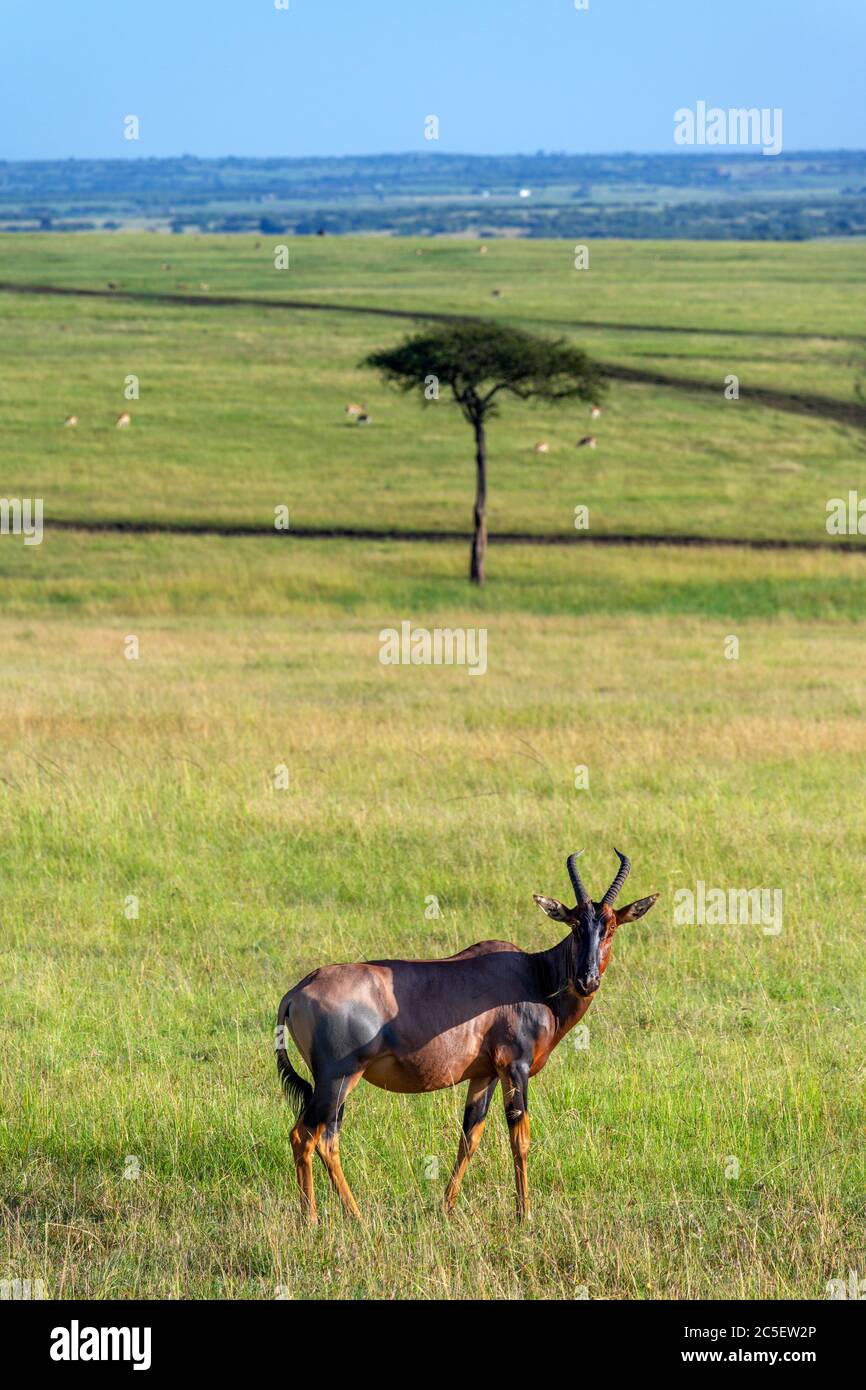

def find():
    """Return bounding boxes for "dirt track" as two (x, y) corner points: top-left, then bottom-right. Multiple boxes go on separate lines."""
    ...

(3, 279), (865, 432)
(43, 517), (866, 554)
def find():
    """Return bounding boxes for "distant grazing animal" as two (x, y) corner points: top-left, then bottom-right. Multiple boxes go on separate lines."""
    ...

(479, 245), (488, 255)
(107, 282), (118, 290)
(590, 406), (602, 419)
(276, 847), (658, 1223)
(63, 415), (78, 427)
(577, 435), (597, 448)
(533, 441), (550, 454)
(161, 262), (172, 270)
(355, 413), (372, 425)
(345, 403), (365, 417)
(116, 412), (132, 428)
(491, 288), (503, 298)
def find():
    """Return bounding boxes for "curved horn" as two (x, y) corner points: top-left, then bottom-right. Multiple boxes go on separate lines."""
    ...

(566, 851), (591, 906)
(601, 847), (631, 905)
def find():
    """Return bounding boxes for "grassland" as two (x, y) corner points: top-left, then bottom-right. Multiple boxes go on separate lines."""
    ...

(1, 236), (865, 543)
(0, 236), (864, 1300)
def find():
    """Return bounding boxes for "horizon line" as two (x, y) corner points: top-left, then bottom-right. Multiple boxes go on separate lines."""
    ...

(2, 146), (866, 166)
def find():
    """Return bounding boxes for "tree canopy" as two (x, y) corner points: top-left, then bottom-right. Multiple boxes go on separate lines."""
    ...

(362, 319), (606, 423)
(361, 319), (606, 584)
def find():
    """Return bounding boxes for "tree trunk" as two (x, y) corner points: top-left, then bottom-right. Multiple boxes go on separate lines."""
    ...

(470, 414), (487, 585)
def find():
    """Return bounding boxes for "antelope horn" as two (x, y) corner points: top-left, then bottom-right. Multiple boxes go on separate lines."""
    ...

(601, 847), (631, 905)
(566, 851), (591, 906)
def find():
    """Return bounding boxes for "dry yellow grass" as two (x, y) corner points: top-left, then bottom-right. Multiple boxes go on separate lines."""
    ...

(1, 535), (864, 1298)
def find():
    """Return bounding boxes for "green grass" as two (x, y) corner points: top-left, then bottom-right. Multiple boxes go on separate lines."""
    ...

(1, 235), (864, 541)
(1, 534), (864, 1299)
(1, 235), (864, 1300)
(2, 530), (866, 621)
(2, 233), (865, 341)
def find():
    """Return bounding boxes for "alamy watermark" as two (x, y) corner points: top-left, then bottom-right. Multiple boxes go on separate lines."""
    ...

(674, 102), (782, 156)
(674, 881), (782, 935)
(0, 497), (43, 545)
(1, 1277), (46, 1299)
(826, 492), (866, 535)
(379, 621), (487, 676)
(50, 1323), (152, 1370)
(827, 1269), (866, 1299)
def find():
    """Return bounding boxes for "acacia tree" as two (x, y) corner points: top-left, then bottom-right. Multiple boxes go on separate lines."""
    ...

(362, 320), (605, 584)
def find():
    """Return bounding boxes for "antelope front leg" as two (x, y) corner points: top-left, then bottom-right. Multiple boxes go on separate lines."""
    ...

(443, 1076), (498, 1214)
(499, 1062), (531, 1221)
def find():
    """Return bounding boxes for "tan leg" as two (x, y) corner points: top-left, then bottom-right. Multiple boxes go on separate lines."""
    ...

(290, 1120), (323, 1223)
(309, 1072), (362, 1218)
(499, 1063), (531, 1221)
(317, 1131), (361, 1218)
(443, 1076), (498, 1213)
(508, 1112), (531, 1222)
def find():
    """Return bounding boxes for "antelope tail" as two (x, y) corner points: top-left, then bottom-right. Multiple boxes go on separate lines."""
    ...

(275, 991), (313, 1118)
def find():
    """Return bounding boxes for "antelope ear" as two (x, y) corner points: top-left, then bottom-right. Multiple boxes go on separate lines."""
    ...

(533, 894), (572, 922)
(615, 893), (659, 924)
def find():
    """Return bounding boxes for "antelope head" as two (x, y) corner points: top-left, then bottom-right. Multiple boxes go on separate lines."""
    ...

(534, 848), (658, 996)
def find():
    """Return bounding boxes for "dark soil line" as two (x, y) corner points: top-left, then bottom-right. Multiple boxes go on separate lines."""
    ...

(525, 315), (865, 346)
(3, 280), (864, 430)
(45, 518), (866, 554)
(600, 364), (866, 428)
(0, 279), (461, 322)
(3, 279), (861, 345)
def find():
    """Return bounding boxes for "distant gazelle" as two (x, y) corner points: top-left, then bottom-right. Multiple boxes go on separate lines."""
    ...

(533, 441), (550, 454)
(590, 406), (602, 419)
(479, 245), (488, 255)
(577, 435), (597, 448)
(345, 403), (365, 417)
(63, 415), (79, 427)
(116, 412), (132, 428)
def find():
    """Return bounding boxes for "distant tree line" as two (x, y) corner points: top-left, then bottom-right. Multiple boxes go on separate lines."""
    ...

(1, 151), (864, 241)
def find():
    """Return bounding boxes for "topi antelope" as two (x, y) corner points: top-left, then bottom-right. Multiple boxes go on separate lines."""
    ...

(275, 848), (657, 1223)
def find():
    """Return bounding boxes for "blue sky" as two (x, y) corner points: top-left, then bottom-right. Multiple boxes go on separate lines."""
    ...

(1, 0), (863, 160)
